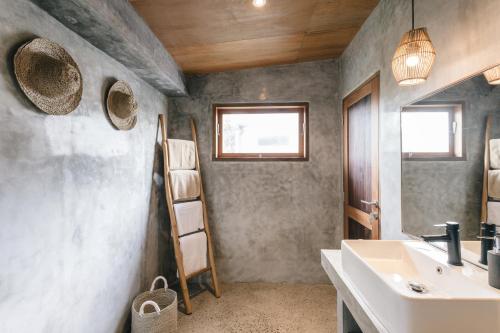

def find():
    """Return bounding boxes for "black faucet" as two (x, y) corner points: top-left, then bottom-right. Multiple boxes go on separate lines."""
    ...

(421, 222), (463, 266)
(478, 223), (497, 265)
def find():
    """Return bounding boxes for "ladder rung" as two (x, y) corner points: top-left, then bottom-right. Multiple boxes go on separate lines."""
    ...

(173, 197), (201, 204)
(185, 266), (211, 280)
(178, 229), (205, 238)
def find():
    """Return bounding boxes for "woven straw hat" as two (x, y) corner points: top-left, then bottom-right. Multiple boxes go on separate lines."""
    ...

(14, 38), (83, 115)
(106, 81), (138, 131)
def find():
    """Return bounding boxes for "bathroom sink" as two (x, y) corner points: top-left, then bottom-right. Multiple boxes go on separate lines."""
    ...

(341, 240), (500, 333)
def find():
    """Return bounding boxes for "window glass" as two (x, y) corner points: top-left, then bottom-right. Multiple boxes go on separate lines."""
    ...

(402, 111), (450, 153)
(213, 104), (308, 160)
(222, 113), (300, 154)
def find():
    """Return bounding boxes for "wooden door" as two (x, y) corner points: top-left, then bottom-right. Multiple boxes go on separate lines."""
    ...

(343, 74), (380, 240)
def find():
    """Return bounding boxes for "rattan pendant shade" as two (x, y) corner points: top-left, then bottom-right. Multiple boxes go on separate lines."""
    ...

(392, 28), (436, 86)
(484, 65), (500, 85)
(392, 0), (436, 86)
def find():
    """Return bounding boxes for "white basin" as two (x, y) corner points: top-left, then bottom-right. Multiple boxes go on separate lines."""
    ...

(341, 240), (500, 333)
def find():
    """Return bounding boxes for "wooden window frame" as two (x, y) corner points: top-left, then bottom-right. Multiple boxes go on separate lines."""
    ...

(212, 103), (309, 161)
(401, 102), (466, 161)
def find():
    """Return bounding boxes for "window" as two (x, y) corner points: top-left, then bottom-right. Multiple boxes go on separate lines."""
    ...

(401, 102), (465, 160)
(213, 103), (308, 161)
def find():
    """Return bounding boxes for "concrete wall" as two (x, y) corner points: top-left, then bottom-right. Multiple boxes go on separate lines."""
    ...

(30, 0), (186, 95)
(402, 76), (500, 239)
(339, 0), (500, 239)
(0, 1), (170, 332)
(169, 59), (342, 283)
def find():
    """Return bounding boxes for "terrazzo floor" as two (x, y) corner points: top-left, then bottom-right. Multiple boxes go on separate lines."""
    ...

(177, 282), (337, 332)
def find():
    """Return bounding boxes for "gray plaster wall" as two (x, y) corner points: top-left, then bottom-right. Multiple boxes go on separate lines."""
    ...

(339, 0), (500, 240)
(0, 1), (170, 332)
(402, 76), (500, 239)
(169, 60), (342, 283)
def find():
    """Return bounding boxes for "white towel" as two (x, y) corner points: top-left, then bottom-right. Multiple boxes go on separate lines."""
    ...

(174, 201), (204, 236)
(168, 139), (196, 170)
(487, 201), (500, 226)
(169, 170), (200, 201)
(488, 170), (500, 200)
(490, 139), (500, 169)
(179, 232), (208, 276)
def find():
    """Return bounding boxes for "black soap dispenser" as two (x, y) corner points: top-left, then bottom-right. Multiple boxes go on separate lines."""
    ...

(488, 233), (500, 289)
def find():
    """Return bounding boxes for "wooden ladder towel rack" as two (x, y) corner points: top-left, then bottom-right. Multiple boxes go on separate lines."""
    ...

(159, 114), (221, 314)
(481, 115), (493, 225)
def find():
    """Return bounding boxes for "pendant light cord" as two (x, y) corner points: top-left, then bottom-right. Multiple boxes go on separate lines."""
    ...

(412, 0), (415, 30)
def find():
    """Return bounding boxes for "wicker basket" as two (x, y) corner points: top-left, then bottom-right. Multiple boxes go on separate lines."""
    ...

(132, 276), (178, 333)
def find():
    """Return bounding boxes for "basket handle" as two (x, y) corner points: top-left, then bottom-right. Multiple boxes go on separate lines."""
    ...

(139, 301), (161, 316)
(150, 276), (168, 292)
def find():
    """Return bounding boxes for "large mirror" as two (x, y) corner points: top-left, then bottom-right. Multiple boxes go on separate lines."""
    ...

(401, 66), (500, 268)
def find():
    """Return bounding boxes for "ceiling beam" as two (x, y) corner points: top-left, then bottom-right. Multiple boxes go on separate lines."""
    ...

(30, 0), (187, 96)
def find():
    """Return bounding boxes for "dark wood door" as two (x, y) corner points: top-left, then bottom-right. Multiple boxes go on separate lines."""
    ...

(343, 74), (380, 240)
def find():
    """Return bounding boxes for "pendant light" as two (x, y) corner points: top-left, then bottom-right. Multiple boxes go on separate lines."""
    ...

(392, 0), (436, 86)
(484, 65), (500, 85)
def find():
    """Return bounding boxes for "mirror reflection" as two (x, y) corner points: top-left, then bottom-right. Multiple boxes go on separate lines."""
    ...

(401, 67), (500, 267)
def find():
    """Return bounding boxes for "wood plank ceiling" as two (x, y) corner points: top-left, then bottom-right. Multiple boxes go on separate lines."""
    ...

(130, 0), (379, 74)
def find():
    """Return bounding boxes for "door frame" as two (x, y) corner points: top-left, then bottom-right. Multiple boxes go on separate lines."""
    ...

(342, 73), (380, 240)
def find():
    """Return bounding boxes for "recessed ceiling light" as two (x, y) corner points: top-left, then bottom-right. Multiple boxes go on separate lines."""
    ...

(252, 0), (266, 8)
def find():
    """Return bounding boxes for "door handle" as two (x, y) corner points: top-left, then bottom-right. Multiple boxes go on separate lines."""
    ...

(361, 200), (379, 207)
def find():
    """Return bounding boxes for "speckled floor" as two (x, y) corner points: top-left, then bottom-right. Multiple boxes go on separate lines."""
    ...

(177, 283), (337, 333)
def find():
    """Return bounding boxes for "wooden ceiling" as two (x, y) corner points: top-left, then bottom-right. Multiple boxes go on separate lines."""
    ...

(131, 0), (379, 74)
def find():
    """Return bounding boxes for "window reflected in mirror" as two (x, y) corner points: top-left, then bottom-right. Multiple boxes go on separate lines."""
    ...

(402, 103), (464, 160)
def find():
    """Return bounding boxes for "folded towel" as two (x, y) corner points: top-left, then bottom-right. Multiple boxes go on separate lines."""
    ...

(490, 139), (500, 169)
(487, 201), (500, 226)
(169, 170), (200, 201)
(488, 170), (500, 200)
(174, 201), (204, 236)
(168, 139), (196, 170)
(179, 232), (207, 276)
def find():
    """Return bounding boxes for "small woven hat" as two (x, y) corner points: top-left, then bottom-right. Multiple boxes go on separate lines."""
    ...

(106, 80), (138, 131)
(14, 38), (83, 115)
